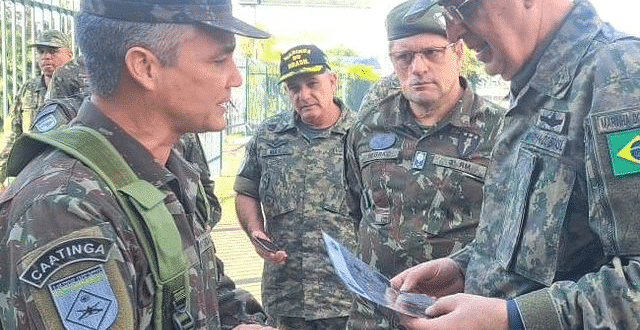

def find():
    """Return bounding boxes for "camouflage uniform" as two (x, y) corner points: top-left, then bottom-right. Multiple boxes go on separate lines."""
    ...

(447, 1), (640, 329)
(344, 79), (504, 329)
(0, 75), (47, 182)
(357, 74), (401, 113)
(234, 99), (357, 326)
(31, 65), (222, 227)
(46, 57), (90, 110)
(0, 101), (265, 329)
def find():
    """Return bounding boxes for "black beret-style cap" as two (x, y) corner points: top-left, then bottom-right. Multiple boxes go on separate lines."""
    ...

(404, 0), (440, 23)
(387, 1), (446, 41)
(279, 44), (330, 83)
(80, 0), (270, 39)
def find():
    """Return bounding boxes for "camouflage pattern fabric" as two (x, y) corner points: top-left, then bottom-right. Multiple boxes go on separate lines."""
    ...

(344, 79), (504, 330)
(357, 74), (401, 113)
(35, 63), (222, 227)
(0, 101), (265, 329)
(234, 99), (357, 321)
(448, 1), (640, 329)
(268, 315), (348, 330)
(0, 75), (47, 182)
(46, 57), (90, 110)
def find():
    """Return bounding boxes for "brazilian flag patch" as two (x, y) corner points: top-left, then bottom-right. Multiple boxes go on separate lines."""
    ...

(607, 128), (640, 177)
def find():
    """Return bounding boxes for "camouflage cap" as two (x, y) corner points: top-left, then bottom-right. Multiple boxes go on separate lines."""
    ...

(387, 1), (445, 41)
(29, 30), (71, 49)
(404, 0), (440, 23)
(80, 0), (270, 39)
(279, 44), (330, 83)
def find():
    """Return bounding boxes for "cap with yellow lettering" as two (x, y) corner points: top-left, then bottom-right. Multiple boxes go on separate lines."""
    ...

(279, 44), (330, 83)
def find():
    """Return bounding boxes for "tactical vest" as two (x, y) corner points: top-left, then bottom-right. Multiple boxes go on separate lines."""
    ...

(7, 126), (211, 330)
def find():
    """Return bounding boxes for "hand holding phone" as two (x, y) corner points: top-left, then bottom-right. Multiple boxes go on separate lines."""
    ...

(251, 235), (279, 254)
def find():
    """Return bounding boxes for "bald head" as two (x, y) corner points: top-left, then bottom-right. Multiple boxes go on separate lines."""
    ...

(437, 0), (573, 79)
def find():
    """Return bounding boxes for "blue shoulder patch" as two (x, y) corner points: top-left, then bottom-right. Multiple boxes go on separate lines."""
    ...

(34, 113), (58, 132)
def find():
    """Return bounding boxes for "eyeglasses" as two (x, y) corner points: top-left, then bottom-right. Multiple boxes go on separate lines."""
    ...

(442, 0), (477, 25)
(389, 42), (457, 68)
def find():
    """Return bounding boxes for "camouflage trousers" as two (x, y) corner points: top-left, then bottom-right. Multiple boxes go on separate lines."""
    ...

(346, 296), (405, 330)
(268, 315), (348, 330)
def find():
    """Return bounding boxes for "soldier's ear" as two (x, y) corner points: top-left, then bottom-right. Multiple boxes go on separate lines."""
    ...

(124, 46), (162, 91)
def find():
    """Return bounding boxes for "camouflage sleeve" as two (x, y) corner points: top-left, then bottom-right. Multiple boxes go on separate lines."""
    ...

(0, 187), (139, 329)
(357, 74), (401, 113)
(233, 133), (261, 198)
(344, 124), (364, 229)
(514, 49), (640, 329)
(215, 257), (267, 329)
(0, 83), (29, 183)
(176, 133), (222, 225)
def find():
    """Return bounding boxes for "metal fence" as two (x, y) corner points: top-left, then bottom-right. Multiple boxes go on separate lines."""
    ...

(1, 3), (374, 177)
(1, 0), (77, 123)
(230, 57), (373, 135)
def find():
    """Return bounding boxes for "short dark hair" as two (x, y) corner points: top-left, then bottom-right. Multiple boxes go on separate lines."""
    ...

(76, 13), (195, 98)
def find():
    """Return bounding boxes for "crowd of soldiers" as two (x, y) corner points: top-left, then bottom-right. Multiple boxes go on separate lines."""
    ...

(1, 0), (640, 329)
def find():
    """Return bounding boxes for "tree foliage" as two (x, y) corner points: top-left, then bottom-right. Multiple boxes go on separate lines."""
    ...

(460, 46), (489, 88)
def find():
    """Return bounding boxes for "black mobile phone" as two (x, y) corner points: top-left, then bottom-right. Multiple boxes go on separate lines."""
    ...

(251, 236), (279, 253)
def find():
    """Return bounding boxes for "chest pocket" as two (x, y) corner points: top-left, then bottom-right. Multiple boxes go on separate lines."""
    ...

(495, 147), (575, 286)
(259, 146), (296, 219)
(359, 148), (402, 226)
(320, 145), (350, 216)
(424, 154), (486, 236)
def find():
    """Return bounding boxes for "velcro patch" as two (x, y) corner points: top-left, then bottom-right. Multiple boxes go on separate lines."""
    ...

(596, 109), (640, 134)
(607, 128), (640, 177)
(536, 109), (568, 133)
(20, 238), (113, 288)
(521, 129), (567, 155)
(260, 146), (293, 157)
(431, 154), (487, 179)
(360, 148), (400, 164)
(49, 264), (118, 330)
(33, 114), (58, 132)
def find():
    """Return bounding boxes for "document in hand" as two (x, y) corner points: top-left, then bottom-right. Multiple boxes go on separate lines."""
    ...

(322, 232), (435, 317)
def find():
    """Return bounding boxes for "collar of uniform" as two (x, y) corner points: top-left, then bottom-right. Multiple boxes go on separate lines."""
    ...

(36, 74), (48, 91)
(73, 101), (177, 188)
(286, 97), (352, 135)
(525, 0), (602, 99)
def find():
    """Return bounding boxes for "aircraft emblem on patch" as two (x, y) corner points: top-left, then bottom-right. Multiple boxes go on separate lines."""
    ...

(607, 128), (640, 177)
(48, 265), (118, 330)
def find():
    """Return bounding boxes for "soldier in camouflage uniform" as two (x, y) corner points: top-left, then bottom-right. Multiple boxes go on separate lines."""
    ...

(357, 73), (400, 113)
(30, 55), (222, 229)
(0, 0), (278, 328)
(234, 44), (357, 330)
(344, 3), (504, 329)
(0, 30), (73, 187)
(392, 0), (640, 329)
(46, 56), (90, 110)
